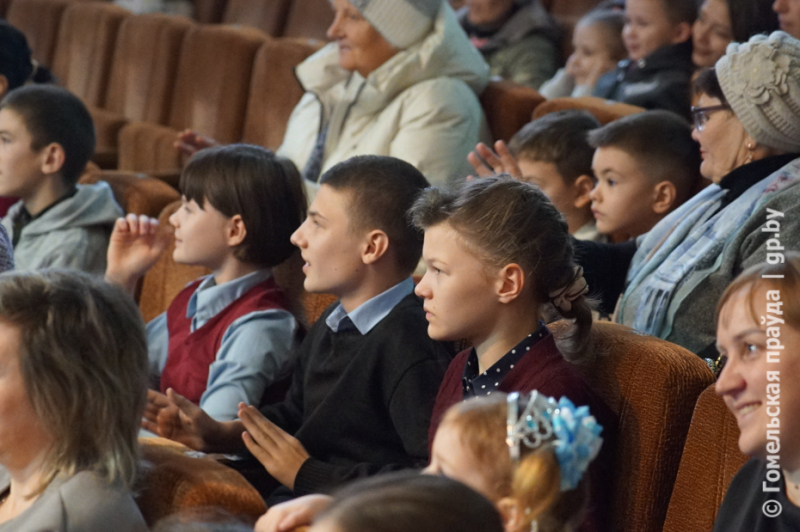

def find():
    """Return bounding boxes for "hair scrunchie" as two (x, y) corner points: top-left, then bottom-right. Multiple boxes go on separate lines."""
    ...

(548, 266), (589, 313)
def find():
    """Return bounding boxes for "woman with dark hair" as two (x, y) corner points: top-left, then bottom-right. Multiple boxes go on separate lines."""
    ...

(692, 0), (778, 68)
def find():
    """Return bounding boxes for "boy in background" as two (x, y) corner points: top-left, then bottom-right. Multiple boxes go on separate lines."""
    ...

(588, 110), (702, 241)
(593, 0), (697, 118)
(506, 110), (602, 241)
(0, 85), (121, 273)
(142, 155), (453, 503)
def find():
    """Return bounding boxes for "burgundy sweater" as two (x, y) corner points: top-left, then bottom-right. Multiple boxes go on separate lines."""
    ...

(429, 332), (616, 532)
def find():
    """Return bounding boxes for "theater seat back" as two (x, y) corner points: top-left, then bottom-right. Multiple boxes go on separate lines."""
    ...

(479, 79), (545, 142)
(6, 0), (71, 68)
(662, 384), (748, 532)
(533, 96), (645, 125)
(554, 321), (714, 532)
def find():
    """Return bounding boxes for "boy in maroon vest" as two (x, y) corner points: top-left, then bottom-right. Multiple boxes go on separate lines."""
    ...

(105, 144), (306, 421)
(138, 155), (453, 503)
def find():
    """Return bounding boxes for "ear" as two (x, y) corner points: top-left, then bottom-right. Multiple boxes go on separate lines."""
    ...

(0, 75), (8, 98)
(495, 263), (526, 304)
(672, 22), (692, 44)
(496, 497), (525, 532)
(361, 229), (390, 265)
(571, 175), (594, 209)
(226, 214), (247, 247)
(39, 143), (66, 177)
(652, 181), (677, 214)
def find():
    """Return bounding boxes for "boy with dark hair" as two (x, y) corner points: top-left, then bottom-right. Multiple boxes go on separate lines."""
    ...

(106, 144), (306, 422)
(142, 155), (453, 503)
(593, 0), (697, 118)
(588, 110), (701, 240)
(0, 85), (122, 273)
(507, 110), (601, 240)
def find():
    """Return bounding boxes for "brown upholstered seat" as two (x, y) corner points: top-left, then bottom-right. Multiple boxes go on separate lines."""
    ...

(51, 2), (130, 107)
(533, 96), (645, 125)
(90, 13), (192, 168)
(282, 0), (333, 41)
(6, 0), (72, 68)
(136, 437), (266, 526)
(662, 384), (748, 532)
(117, 24), (267, 175)
(554, 321), (715, 532)
(242, 37), (322, 150)
(192, 0), (226, 23)
(479, 78), (546, 142)
(78, 170), (180, 218)
(222, 0), (292, 37)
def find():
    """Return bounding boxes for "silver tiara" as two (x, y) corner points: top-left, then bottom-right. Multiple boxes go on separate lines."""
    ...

(506, 391), (557, 461)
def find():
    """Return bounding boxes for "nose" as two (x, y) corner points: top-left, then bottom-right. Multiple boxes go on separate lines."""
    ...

(691, 125), (701, 143)
(715, 356), (745, 400)
(414, 271), (432, 299)
(290, 221), (307, 249)
(774, 0), (786, 14)
(326, 10), (344, 40)
(168, 210), (179, 228)
(589, 183), (601, 202)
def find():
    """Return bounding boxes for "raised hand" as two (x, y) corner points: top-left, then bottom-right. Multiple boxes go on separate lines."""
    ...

(254, 494), (333, 532)
(174, 129), (219, 159)
(105, 214), (170, 296)
(466, 141), (524, 180)
(239, 403), (310, 490)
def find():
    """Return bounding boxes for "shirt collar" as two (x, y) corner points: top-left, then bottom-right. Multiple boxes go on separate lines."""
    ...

(462, 321), (550, 398)
(325, 277), (415, 335)
(187, 269), (273, 329)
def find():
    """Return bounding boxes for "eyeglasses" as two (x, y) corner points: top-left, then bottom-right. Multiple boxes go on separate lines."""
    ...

(691, 104), (729, 131)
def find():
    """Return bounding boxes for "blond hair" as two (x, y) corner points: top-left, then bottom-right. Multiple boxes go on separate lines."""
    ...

(0, 270), (148, 493)
(440, 395), (587, 532)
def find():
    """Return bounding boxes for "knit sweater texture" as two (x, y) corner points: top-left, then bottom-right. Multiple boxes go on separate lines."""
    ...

(261, 293), (453, 496)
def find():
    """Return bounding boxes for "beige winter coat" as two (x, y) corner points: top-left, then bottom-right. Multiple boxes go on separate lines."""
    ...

(277, 3), (491, 195)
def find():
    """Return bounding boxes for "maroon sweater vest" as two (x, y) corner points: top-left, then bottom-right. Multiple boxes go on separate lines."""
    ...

(428, 333), (617, 532)
(161, 276), (290, 404)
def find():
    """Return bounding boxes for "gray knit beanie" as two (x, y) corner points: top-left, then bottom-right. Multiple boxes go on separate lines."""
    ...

(348, 0), (443, 49)
(716, 31), (800, 153)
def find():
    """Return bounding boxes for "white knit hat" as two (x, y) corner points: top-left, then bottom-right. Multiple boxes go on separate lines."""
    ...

(716, 31), (800, 153)
(348, 0), (442, 49)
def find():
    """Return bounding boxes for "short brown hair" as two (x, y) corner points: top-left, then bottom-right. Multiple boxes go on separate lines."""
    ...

(320, 155), (430, 275)
(319, 471), (504, 532)
(588, 110), (701, 206)
(509, 110), (601, 185)
(410, 175), (594, 361)
(0, 270), (147, 492)
(181, 144), (306, 268)
(0, 85), (95, 185)
(652, 0), (697, 25)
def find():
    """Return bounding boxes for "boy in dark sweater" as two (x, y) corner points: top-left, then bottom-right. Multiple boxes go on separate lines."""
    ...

(144, 155), (453, 501)
(593, 0), (697, 119)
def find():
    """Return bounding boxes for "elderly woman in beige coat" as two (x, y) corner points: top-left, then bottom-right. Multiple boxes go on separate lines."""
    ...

(177, 0), (490, 195)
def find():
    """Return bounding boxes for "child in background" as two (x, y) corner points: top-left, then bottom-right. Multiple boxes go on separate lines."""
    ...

(588, 110), (701, 241)
(106, 144), (305, 422)
(0, 85), (122, 273)
(540, 9), (627, 99)
(593, 0), (697, 118)
(257, 392), (606, 532)
(140, 155), (453, 504)
(411, 175), (615, 532)
(506, 110), (602, 241)
(309, 472), (504, 532)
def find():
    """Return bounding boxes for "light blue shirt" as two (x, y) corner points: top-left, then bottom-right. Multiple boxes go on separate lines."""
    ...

(146, 269), (298, 421)
(325, 277), (415, 334)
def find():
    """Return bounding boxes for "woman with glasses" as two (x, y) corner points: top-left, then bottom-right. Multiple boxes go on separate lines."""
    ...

(471, 31), (800, 361)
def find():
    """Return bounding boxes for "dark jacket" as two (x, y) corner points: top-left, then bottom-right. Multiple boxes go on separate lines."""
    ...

(459, 0), (561, 89)
(593, 40), (695, 119)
